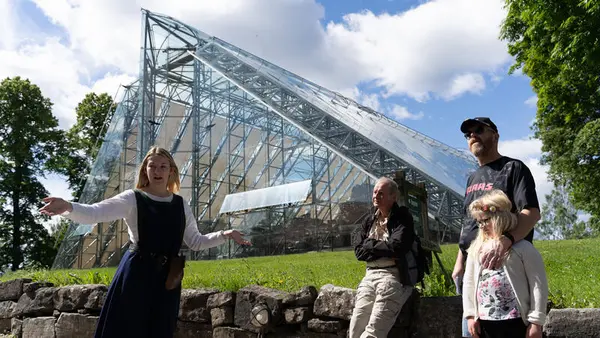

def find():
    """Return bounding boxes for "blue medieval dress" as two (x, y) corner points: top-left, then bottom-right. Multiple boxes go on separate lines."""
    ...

(93, 190), (186, 338)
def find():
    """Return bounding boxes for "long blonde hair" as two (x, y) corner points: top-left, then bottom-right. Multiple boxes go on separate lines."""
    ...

(467, 189), (517, 261)
(135, 146), (181, 193)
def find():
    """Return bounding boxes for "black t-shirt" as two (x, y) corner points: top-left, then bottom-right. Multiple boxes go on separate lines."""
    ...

(459, 156), (539, 254)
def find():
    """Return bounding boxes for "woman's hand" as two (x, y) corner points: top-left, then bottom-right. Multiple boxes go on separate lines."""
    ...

(223, 230), (252, 246)
(40, 197), (73, 216)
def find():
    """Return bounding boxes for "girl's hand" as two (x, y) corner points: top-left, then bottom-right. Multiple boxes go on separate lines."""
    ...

(467, 317), (480, 338)
(526, 323), (542, 338)
(223, 230), (252, 246)
(40, 197), (73, 216)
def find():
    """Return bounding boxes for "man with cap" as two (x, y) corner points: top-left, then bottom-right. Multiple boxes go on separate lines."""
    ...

(453, 117), (541, 337)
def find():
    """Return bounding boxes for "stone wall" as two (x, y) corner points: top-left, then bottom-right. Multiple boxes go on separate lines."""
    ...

(0, 279), (598, 338)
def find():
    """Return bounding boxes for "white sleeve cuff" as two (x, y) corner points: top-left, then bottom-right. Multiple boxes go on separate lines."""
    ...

(527, 311), (546, 326)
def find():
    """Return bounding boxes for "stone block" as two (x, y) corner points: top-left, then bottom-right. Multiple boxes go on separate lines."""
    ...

(544, 308), (600, 338)
(55, 313), (98, 338)
(179, 288), (219, 323)
(53, 285), (107, 312)
(0, 318), (11, 334)
(307, 318), (346, 334)
(414, 296), (462, 338)
(13, 287), (56, 318)
(211, 307), (234, 328)
(173, 321), (212, 338)
(234, 285), (291, 332)
(213, 327), (258, 338)
(313, 284), (356, 321)
(284, 307), (312, 324)
(0, 279), (31, 302)
(207, 292), (236, 309)
(283, 286), (318, 307)
(23, 282), (54, 294)
(11, 318), (22, 337)
(22, 317), (55, 338)
(0, 302), (17, 319)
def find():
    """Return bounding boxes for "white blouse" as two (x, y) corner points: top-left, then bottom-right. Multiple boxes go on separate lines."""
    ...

(62, 189), (226, 251)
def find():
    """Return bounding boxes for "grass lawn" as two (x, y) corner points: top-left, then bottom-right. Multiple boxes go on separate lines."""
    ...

(1, 238), (598, 309)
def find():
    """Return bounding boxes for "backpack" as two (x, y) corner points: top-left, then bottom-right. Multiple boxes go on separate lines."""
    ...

(405, 235), (430, 287)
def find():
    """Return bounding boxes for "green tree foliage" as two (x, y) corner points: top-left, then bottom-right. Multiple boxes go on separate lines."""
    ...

(0, 77), (64, 271)
(537, 185), (593, 240)
(60, 93), (116, 201)
(500, 1), (600, 218)
(48, 218), (70, 250)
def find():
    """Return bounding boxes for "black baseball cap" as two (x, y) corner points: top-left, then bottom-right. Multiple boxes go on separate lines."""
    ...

(460, 117), (498, 133)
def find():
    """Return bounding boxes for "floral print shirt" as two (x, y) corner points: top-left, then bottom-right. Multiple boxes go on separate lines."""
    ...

(477, 268), (521, 320)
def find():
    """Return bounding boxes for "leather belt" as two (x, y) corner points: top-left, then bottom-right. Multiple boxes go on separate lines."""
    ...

(129, 243), (168, 266)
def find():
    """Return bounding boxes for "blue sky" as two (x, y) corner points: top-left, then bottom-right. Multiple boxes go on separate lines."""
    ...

(0, 0), (549, 212)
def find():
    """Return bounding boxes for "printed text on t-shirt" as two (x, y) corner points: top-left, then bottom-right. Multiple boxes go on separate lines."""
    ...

(466, 182), (494, 195)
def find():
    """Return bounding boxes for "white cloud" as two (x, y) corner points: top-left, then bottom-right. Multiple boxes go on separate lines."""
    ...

(355, 91), (382, 112)
(499, 137), (552, 200)
(348, 88), (424, 121)
(0, 0), (17, 50)
(522, 157), (553, 201)
(325, 0), (510, 101)
(91, 73), (138, 101)
(525, 95), (538, 108)
(38, 174), (72, 200)
(389, 105), (424, 120)
(498, 138), (543, 160)
(4, 0), (514, 208)
(26, 0), (511, 100)
(442, 73), (486, 101)
(0, 38), (90, 128)
(29, 0), (340, 86)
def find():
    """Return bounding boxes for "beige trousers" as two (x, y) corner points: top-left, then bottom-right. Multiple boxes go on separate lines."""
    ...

(348, 267), (413, 338)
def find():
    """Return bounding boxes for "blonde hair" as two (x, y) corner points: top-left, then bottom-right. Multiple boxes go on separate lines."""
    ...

(136, 146), (181, 193)
(467, 189), (517, 261)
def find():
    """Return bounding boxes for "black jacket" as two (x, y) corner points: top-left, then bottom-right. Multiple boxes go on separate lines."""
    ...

(354, 202), (415, 286)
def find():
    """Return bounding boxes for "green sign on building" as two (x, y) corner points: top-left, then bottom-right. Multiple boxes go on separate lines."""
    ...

(407, 193), (423, 237)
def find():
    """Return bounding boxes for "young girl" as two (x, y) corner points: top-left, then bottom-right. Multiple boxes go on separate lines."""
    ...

(462, 189), (548, 338)
(40, 146), (251, 338)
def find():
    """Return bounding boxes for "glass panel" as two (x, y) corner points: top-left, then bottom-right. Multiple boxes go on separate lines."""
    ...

(222, 44), (478, 195)
(219, 179), (312, 214)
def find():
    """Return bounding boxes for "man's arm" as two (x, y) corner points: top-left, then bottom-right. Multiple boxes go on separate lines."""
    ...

(362, 206), (414, 258)
(502, 161), (541, 246)
(512, 208), (540, 241)
(354, 216), (376, 262)
(452, 249), (465, 281)
(483, 161), (540, 268)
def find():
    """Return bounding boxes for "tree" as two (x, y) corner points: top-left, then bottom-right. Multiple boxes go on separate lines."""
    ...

(500, 1), (600, 218)
(0, 77), (64, 271)
(61, 93), (116, 201)
(536, 185), (592, 240)
(48, 218), (70, 250)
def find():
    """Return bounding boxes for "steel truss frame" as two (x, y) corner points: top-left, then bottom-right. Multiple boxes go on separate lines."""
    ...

(52, 9), (475, 268)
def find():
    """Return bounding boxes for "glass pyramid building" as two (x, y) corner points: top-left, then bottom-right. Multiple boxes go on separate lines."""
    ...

(52, 9), (478, 269)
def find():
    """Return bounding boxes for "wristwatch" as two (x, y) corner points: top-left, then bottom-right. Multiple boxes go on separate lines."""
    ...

(502, 232), (515, 245)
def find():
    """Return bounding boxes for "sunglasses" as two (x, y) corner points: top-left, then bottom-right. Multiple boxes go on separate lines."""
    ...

(463, 125), (487, 139)
(477, 218), (491, 228)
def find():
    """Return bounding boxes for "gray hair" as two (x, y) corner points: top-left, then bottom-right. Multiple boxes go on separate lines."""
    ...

(375, 177), (398, 195)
